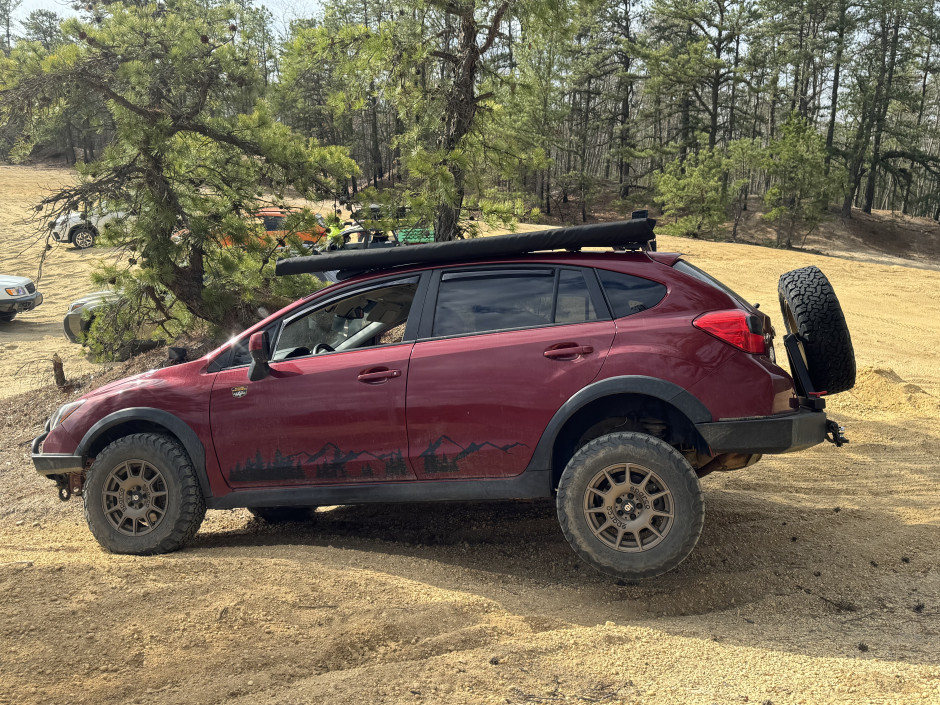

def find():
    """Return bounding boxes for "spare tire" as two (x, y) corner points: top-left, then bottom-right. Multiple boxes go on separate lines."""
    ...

(778, 266), (855, 394)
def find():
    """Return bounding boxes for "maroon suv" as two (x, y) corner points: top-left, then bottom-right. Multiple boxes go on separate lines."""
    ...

(32, 219), (855, 578)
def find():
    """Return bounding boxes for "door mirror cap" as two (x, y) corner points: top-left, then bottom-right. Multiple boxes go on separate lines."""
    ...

(248, 331), (271, 381)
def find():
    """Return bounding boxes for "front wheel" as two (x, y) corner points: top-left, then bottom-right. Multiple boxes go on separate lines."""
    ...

(84, 433), (206, 554)
(71, 226), (96, 249)
(0, 312), (15, 322)
(556, 432), (704, 579)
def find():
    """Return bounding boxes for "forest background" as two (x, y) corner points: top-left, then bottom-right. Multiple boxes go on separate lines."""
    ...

(1, 0), (938, 344)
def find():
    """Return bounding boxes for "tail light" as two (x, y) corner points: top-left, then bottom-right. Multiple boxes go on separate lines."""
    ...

(693, 310), (766, 354)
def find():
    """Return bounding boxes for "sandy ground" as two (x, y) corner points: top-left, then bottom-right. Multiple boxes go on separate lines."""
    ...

(0, 165), (107, 397)
(1, 165), (940, 704)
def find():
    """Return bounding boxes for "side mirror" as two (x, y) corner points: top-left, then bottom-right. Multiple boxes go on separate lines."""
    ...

(247, 331), (271, 382)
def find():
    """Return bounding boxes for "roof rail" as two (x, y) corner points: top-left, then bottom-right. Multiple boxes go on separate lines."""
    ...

(275, 217), (656, 278)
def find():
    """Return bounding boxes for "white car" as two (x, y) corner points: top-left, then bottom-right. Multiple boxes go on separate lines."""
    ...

(0, 274), (43, 321)
(51, 210), (127, 249)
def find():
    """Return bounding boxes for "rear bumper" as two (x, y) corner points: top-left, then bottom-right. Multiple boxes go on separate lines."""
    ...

(31, 429), (83, 476)
(0, 292), (43, 313)
(695, 409), (829, 455)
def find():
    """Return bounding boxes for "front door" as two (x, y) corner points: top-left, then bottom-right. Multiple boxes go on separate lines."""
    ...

(210, 277), (422, 488)
(407, 267), (615, 479)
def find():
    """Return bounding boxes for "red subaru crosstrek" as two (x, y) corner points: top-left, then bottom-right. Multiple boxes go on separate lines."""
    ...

(32, 219), (854, 578)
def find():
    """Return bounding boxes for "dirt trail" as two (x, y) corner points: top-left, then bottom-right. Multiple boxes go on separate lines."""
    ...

(0, 165), (106, 397)
(1, 166), (940, 705)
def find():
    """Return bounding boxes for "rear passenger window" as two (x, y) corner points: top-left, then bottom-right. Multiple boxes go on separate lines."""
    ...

(433, 270), (555, 337)
(598, 270), (666, 318)
(555, 270), (599, 324)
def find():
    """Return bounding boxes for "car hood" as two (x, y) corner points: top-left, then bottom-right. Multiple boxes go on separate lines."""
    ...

(80, 358), (203, 401)
(0, 274), (33, 288)
(71, 290), (121, 306)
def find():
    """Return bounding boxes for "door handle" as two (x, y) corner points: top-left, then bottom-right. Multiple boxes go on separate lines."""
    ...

(357, 368), (402, 384)
(544, 344), (594, 359)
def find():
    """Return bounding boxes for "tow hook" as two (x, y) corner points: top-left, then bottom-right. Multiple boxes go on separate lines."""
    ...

(56, 473), (85, 502)
(825, 420), (848, 447)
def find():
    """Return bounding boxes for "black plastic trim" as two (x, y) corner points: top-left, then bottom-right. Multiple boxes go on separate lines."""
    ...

(75, 408), (212, 499)
(695, 408), (828, 454)
(524, 375), (713, 472)
(208, 469), (551, 509)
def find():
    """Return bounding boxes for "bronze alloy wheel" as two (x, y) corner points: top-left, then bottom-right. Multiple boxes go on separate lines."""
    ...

(582, 462), (674, 552)
(101, 459), (169, 536)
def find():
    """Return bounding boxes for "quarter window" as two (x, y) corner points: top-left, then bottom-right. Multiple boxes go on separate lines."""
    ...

(597, 270), (667, 318)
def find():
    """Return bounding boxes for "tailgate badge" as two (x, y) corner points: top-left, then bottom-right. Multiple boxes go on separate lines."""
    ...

(231, 386), (248, 399)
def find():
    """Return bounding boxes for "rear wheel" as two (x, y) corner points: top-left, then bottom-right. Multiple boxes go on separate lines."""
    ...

(778, 266), (855, 394)
(84, 433), (206, 554)
(557, 432), (704, 579)
(248, 506), (317, 523)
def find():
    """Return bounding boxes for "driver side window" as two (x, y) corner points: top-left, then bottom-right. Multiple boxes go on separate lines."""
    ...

(272, 279), (419, 361)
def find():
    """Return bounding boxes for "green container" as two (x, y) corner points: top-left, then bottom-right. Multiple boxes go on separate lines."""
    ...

(397, 228), (434, 244)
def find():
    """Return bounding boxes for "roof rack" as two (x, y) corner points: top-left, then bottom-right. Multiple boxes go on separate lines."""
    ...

(274, 216), (656, 278)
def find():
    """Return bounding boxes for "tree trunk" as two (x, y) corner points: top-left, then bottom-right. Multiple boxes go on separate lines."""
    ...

(863, 10), (900, 213)
(432, 2), (509, 240)
(824, 0), (847, 174)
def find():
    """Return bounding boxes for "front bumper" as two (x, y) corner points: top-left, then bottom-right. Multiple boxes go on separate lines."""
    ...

(31, 428), (83, 476)
(0, 291), (43, 313)
(695, 408), (829, 455)
(63, 311), (87, 343)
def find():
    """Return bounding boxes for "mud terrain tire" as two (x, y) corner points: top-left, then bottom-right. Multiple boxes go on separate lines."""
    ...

(778, 266), (855, 395)
(556, 432), (704, 579)
(248, 506), (317, 523)
(84, 433), (206, 554)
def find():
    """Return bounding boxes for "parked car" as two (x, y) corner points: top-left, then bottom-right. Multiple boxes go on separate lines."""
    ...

(252, 207), (329, 250)
(0, 274), (43, 321)
(32, 219), (854, 579)
(173, 208), (330, 251)
(63, 290), (122, 343)
(52, 210), (127, 250)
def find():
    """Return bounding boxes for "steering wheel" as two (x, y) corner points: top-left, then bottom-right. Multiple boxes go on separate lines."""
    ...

(314, 343), (334, 355)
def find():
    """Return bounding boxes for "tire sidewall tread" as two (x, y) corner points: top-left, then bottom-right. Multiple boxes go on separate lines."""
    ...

(778, 265), (856, 394)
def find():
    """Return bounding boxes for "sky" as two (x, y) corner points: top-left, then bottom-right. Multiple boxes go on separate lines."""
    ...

(16, 1), (325, 38)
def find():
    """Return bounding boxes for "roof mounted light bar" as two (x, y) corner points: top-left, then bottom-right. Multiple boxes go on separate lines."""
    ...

(274, 215), (656, 278)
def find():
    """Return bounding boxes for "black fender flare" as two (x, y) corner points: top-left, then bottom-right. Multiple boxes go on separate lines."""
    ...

(525, 375), (712, 473)
(76, 407), (212, 500)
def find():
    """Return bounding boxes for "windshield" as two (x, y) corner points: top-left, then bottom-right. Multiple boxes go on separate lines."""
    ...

(261, 215), (286, 232)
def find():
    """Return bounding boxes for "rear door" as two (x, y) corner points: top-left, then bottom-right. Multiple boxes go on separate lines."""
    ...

(406, 266), (615, 479)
